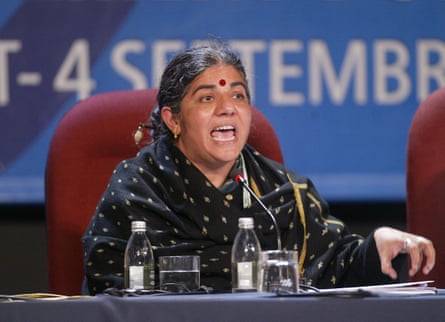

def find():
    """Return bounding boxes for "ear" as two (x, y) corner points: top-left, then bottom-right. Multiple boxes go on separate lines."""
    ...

(161, 106), (180, 133)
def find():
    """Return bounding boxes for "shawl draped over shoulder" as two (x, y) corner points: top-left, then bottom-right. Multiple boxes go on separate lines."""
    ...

(82, 137), (397, 295)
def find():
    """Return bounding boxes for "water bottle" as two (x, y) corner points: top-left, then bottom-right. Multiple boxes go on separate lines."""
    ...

(231, 217), (261, 292)
(124, 220), (155, 290)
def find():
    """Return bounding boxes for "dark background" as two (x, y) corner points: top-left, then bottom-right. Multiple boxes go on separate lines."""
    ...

(0, 201), (406, 295)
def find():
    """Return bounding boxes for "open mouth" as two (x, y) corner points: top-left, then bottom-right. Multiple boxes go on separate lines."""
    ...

(210, 125), (236, 141)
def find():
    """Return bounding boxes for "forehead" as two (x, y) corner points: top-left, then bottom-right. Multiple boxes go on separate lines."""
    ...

(191, 64), (245, 87)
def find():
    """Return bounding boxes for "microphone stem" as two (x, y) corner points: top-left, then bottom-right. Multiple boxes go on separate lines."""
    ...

(239, 179), (282, 250)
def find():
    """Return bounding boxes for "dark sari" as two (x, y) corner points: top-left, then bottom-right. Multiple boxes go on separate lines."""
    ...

(82, 136), (397, 295)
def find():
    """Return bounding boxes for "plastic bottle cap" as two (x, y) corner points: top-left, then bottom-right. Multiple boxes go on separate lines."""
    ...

(238, 217), (254, 229)
(131, 220), (146, 232)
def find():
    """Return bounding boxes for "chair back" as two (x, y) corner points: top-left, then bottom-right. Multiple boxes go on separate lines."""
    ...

(45, 89), (284, 295)
(406, 87), (445, 287)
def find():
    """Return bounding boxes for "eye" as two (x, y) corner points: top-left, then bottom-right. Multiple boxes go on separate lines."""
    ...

(200, 95), (214, 103)
(233, 92), (247, 101)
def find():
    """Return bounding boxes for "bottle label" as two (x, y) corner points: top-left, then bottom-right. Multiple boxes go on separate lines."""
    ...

(237, 262), (253, 288)
(129, 266), (144, 289)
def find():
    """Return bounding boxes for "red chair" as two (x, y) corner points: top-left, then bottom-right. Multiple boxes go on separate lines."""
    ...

(406, 87), (445, 287)
(45, 89), (284, 295)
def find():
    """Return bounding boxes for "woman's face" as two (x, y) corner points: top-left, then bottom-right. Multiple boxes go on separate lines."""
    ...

(174, 64), (252, 174)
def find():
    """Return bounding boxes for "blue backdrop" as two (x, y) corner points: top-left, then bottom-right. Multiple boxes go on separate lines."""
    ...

(1, 0), (445, 203)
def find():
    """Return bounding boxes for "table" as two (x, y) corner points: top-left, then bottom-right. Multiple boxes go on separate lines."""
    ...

(1, 291), (444, 322)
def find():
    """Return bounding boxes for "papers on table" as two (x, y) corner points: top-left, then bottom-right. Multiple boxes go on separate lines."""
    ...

(317, 280), (437, 297)
(0, 293), (91, 302)
(279, 280), (437, 297)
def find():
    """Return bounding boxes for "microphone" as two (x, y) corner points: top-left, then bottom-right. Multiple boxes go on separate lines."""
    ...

(235, 174), (281, 250)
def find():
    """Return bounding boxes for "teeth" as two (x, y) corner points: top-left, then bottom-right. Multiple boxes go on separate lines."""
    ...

(214, 125), (235, 131)
(211, 125), (236, 141)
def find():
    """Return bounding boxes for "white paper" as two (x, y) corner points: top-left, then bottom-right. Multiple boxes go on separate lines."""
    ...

(317, 280), (437, 296)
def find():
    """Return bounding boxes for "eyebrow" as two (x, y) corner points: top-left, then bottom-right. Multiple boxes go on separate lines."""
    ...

(191, 81), (248, 96)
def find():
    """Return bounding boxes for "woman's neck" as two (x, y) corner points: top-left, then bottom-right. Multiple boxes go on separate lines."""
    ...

(194, 161), (236, 189)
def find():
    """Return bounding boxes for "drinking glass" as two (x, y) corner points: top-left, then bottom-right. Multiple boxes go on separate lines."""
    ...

(159, 255), (200, 293)
(257, 250), (299, 294)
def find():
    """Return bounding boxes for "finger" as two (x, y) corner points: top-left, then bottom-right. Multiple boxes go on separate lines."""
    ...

(380, 255), (398, 280)
(405, 238), (423, 276)
(417, 237), (436, 275)
(408, 250), (423, 277)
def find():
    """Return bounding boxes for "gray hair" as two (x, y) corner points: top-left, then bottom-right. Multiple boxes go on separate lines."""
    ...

(150, 42), (250, 140)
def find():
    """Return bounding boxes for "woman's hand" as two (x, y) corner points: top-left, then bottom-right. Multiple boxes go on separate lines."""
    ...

(374, 227), (435, 280)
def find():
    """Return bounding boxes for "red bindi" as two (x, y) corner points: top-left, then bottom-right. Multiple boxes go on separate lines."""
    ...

(219, 79), (226, 86)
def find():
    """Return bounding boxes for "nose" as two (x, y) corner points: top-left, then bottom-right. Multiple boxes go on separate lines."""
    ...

(215, 96), (236, 116)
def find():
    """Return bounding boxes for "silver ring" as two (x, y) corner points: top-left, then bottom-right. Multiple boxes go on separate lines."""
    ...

(401, 238), (412, 253)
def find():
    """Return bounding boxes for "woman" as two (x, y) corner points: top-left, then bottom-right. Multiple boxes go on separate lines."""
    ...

(82, 42), (435, 295)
